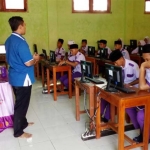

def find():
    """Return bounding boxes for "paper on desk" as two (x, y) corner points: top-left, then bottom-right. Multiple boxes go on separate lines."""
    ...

(96, 77), (107, 89)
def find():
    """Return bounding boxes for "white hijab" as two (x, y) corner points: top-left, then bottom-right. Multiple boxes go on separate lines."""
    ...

(139, 40), (146, 46)
(144, 36), (150, 44)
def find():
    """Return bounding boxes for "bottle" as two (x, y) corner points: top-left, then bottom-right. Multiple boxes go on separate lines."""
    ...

(1, 66), (7, 78)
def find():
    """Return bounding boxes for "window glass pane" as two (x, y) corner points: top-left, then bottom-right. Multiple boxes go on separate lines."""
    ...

(5, 0), (24, 9)
(145, 1), (150, 12)
(73, 0), (89, 11)
(93, 0), (107, 11)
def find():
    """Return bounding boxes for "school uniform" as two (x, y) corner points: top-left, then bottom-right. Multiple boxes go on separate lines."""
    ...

(106, 46), (112, 55)
(68, 51), (72, 58)
(59, 52), (85, 88)
(82, 45), (88, 55)
(101, 59), (139, 122)
(121, 49), (130, 60)
(55, 47), (65, 60)
(5, 32), (34, 137)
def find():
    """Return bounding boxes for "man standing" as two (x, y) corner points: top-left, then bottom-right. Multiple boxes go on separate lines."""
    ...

(5, 16), (39, 138)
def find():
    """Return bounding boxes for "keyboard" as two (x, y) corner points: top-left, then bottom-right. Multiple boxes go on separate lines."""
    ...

(85, 77), (104, 84)
(115, 86), (136, 94)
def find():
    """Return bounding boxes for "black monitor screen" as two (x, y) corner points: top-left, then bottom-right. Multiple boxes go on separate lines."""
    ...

(33, 44), (38, 54)
(88, 46), (95, 57)
(105, 63), (124, 91)
(81, 60), (93, 79)
(49, 50), (56, 63)
(99, 48), (108, 59)
(42, 49), (47, 60)
(138, 46), (144, 56)
(130, 40), (137, 49)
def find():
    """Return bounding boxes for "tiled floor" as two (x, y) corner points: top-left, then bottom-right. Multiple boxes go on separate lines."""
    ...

(0, 80), (150, 150)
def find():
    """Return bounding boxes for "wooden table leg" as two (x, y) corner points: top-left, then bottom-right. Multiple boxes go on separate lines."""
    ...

(53, 69), (57, 101)
(41, 64), (44, 87)
(47, 68), (50, 94)
(89, 87), (94, 118)
(110, 104), (115, 123)
(142, 103), (149, 150)
(96, 90), (101, 139)
(68, 69), (72, 99)
(118, 103), (125, 150)
(75, 81), (80, 121)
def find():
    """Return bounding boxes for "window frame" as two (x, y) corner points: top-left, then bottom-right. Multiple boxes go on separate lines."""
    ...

(145, 0), (150, 14)
(72, 0), (111, 14)
(0, 0), (27, 12)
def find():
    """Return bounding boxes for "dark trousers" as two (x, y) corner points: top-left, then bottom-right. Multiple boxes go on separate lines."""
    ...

(12, 85), (32, 137)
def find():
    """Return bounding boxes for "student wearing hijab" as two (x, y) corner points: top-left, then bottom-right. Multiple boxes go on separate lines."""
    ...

(101, 50), (139, 123)
(132, 44), (150, 143)
(131, 40), (146, 54)
(114, 40), (130, 60)
(144, 36), (150, 44)
(118, 38), (124, 49)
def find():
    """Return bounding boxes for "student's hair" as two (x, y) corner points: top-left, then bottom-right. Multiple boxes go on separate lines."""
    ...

(82, 39), (87, 43)
(99, 40), (107, 44)
(114, 40), (122, 46)
(142, 44), (150, 53)
(109, 49), (123, 62)
(58, 39), (64, 44)
(8, 16), (24, 31)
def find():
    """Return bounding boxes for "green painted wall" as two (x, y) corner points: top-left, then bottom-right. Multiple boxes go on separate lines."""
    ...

(0, 0), (150, 53)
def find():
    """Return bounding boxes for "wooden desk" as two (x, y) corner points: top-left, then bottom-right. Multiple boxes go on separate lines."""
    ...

(41, 60), (72, 101)
(85, 56), (97, 75)
(96, 58), (113, 75)
(130, 54), (144, 67)
(95, 85), (150, 150)
(0, 54), (7, 68)
(75, 77), (107, 121)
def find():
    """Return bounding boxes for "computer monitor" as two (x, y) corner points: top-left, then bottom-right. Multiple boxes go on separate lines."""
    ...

(130, 40), (137, 49)
(138, 46), (144, 56)
(105, 63), (124, 92)
(80, 60), (93, 83)
(0, 45), (6, 54)
(99, 48), (108, 59)
(88, 46), (95, 57)
(49, 50), (56, 63)
(33, 44), (38, 54)
(42, 49), (47, 60)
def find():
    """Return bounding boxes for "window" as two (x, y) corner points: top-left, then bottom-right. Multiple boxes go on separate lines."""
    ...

(145, 0), (150, 13)
(72, 0), (111, 13)
(0, 0), (27, 12)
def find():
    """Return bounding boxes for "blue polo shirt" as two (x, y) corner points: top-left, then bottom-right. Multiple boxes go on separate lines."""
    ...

(5, 33), (35, 86)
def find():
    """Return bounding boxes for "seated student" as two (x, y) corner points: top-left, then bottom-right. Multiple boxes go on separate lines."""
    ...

(114, 40), (130, 60)
(132, 44), (150, 143)
(118, 38), (124, 49)
(101, 50), (139, 123)
(80, 39), (88, 55)
(55, 39), (65, 61)
(98, 39), (112, 56)
(67, 40), (75, 58)
(131, 40), (146, 54)
(144, 36), (150, 44)
(58, 44), (85, 88)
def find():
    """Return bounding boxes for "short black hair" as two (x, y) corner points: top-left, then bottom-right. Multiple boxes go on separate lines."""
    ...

(114, 40), (122, 46)
(58, 38), (64, 44)
(82, 39), (87, 43)
(8, 16), (24, 31)
(142, 44), (150, 53)
(99, 40), (107, 44)
(109, 50), (123, 62)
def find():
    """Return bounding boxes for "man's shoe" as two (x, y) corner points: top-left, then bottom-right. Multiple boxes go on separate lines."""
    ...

(133, 134), (143, 143)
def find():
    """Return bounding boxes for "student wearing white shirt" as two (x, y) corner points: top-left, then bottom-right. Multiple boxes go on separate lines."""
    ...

(80, 39), (88, 55)
(101, 50), (139, 124)
(55, 39), (65, 61)
(59, 44), (85, 88)
(131, 40), (146, 54)
(114, 40), (130, 60)
(67, 40), (75, 58)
